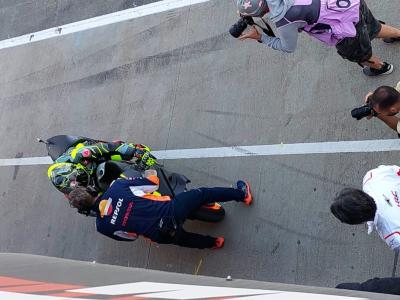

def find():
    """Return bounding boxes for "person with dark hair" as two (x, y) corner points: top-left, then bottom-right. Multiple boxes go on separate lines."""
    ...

(68, 173), (253, 249)
(235, 0), (400, 76)
(363, 83), (400, 134)
(331, 188), (376, 225)
(331, 165), (400, 251)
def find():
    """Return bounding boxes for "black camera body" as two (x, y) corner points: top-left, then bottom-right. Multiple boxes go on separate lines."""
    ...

(229, 16), (255, 38)
(351, 103), (377, 120)
(229, 16), (275, 38)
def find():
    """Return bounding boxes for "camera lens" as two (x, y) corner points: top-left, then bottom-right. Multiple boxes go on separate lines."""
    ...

(229, 19), (248, 38)
(351, 105), (373, 120)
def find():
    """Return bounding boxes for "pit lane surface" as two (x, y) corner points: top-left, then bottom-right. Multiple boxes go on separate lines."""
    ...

(0, 0), (400, 289)
(0, 253), (398, 300)
(0, 0), (158, 40)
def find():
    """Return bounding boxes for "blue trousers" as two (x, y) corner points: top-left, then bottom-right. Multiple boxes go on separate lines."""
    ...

(157, 187), (244, 249)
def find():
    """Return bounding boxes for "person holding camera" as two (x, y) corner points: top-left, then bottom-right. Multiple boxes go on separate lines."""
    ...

(351, 84), (400, 134)
(330, 165), (400, 252)
(233, 0), (400, 76)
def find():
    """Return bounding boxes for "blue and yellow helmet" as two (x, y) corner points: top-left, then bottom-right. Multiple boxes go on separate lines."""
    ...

(48, 163), (90, 194)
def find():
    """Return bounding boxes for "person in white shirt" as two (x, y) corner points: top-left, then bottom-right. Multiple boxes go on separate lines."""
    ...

(331, 165), (400, 252)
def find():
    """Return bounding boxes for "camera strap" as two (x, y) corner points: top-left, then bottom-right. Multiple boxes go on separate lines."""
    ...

(259, 19), (275, 37)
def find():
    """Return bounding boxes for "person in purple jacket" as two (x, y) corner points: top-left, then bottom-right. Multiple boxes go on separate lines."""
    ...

(68, 173), (253, 250)
(236, 0), (400, 76)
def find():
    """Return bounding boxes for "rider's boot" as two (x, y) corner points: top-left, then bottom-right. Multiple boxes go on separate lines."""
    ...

(212, 237), (225, 249)
(237, 180), (253, 206)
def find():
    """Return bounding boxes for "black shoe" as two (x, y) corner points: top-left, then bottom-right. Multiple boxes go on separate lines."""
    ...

(383, 37), (400, 43)
(363, 62), (394, 76)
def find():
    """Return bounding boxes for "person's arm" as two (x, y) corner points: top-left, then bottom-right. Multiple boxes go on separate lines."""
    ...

(385, 234), (400, 251)
(260, 22), (305, 53)
(112, 230), (138, 241)
(376, 114), (400, 133)
(239, 22), (305, 53)
(96, 220), (138, 242)
(71, 142), (150, 163)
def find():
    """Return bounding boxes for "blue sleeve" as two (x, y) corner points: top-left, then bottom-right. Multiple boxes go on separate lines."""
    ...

(96, 219), (137, 242)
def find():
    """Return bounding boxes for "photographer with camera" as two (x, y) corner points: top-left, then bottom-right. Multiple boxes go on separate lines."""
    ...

(351, 84), (400, 134)
(232, 0), (400, 77)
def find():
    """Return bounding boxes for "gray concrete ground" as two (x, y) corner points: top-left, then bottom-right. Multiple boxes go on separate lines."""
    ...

(0, 0), (400, 290)
(0, 0), (157, 40)
(0, 253), (398, 299)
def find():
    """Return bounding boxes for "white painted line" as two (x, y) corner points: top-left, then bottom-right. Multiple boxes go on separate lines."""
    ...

(0, 0), (210, 50)
(153, 139), (400, 160)
(0, 139), (399, 167)
(70, 282), (367, 299)
(0, 156), (53, 166)
(72, 282), (270, 296)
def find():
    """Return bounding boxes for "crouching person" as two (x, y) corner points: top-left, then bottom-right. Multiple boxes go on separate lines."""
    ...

(69, 173), (252, 250)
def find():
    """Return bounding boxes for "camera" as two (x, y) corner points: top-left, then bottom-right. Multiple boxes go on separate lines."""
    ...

(351, 103), (377, 120)
(229, 16), (275, 38)
(229, 16), (255, 38)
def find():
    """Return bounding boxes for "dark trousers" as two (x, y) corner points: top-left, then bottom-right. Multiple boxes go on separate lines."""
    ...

(159, 187), (244, 249)
(337, 277), (400, 295)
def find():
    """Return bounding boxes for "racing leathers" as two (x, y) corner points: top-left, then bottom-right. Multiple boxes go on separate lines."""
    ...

(48, 140), (153, 195)
(93, 176), (247, 249)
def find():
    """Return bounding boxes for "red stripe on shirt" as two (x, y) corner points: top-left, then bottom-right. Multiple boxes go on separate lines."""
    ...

(363, 172), (373, 185)
(384, 232), (400, 239)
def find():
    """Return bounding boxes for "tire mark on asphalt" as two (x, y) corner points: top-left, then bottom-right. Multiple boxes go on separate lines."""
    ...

(0, 16), (179, 87)
(12, 152), (23, 180)
(199, 107), (353, 120)
(194, 131), (356, 188)
(257, 216), (348, 245)
(175, 165), (233, 185)
(0, 32), (232, 108)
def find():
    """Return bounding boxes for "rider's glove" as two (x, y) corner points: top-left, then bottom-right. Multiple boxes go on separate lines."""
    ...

(132, 144), (151, 159)
(71, 148), (92, 163)
(141, 152), (156, 167)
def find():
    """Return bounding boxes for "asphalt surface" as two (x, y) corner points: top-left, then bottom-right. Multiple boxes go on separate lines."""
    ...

(0, 0), (400, 290)
(0, 0), (157, 40)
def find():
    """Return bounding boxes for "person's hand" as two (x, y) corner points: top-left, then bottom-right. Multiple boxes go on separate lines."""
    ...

(137, 144), (151, 153)
(364, 92), (374, 120)
(238, 26), (262, 42)
(133, 144), (151, 159)
(141, 152), (157, 167)
(364, 92), (373, 104)
(71, 148), (92, 163)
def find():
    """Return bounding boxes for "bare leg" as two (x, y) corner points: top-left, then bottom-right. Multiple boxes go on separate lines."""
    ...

(377, 24), (400, 39)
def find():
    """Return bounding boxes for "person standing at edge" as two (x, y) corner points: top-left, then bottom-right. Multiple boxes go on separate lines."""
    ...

(236, 0), (400, 76)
